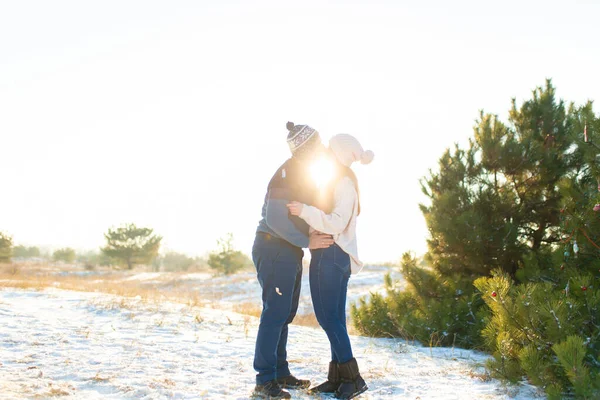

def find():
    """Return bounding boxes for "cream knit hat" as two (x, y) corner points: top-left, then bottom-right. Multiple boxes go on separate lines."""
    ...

(329, 134), (374, 167)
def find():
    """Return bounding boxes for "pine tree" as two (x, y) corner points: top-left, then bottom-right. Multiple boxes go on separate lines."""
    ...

(101, 223), (162, 269)
(421, 80), (572, 279)
(352, 81), (600, 397)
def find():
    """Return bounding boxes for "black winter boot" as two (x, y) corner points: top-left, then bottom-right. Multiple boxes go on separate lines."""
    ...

(252, 380), (291, 399)
(309, 361), (340, 393)
(335, 358), (368, 399)
(276, 374), (311, 388)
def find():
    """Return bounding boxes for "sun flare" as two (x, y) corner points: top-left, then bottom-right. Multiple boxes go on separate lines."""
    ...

(310, 157), (335, 188)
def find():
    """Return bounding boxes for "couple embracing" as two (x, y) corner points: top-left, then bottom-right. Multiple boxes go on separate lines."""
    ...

(251, 122), (374, 399)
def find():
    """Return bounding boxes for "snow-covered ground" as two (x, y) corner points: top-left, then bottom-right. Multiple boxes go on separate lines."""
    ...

(0, 287), (543, 399)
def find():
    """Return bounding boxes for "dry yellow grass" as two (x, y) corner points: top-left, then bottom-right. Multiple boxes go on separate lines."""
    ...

(33, 383), (74, 398)
(0, 264), (207, 311)
(292, 313), (320, 328)
(232, 302), (262, 318)
(232, 302), (324, 328)
(90, 373), (111, 382)
(232, 302), (322, 328)
(0, 273), (165, 301)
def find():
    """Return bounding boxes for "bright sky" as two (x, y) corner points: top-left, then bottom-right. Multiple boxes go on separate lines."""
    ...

(1, 0), (599, 263)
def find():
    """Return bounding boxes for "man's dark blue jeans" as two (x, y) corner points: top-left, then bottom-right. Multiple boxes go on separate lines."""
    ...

(252, 232), (303, 385)
(310, 243), (353, 364)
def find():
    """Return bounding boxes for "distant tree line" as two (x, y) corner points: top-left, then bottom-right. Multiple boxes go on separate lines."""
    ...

(13, 245), (40, 258)
(0, 224), (251, 275)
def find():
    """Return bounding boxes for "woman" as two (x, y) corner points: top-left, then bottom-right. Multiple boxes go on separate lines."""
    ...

(287, 134), (373, 399)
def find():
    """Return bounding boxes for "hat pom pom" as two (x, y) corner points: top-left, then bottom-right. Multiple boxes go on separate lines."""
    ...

(286, 121), (295, 131)
(360, 150), (374, 165)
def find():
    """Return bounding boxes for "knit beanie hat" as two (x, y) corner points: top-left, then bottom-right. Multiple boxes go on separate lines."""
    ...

(329, 134), (375, 167)
(286, 121), (321, 156)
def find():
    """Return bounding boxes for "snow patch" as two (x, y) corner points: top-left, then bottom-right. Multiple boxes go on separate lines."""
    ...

(122, 273), (163, 282)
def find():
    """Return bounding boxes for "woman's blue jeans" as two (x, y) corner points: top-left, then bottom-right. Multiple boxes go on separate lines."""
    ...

(310, 243), (353, 363)
(252, 233), (304, 385)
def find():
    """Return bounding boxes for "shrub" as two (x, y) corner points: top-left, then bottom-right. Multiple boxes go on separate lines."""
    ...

(207, 233), (251, 275)
(53, 247), (76, 263)
(352, 253), (487, 348)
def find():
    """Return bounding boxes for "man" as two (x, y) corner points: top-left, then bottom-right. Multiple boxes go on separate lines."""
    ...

(251, 122), (334, 399)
